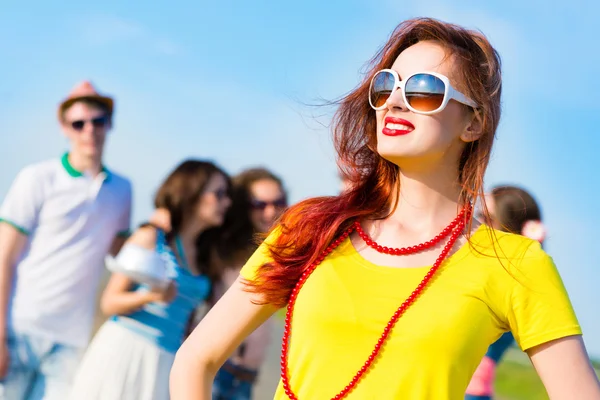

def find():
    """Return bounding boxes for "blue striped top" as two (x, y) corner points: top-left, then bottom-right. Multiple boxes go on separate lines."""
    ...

(111, 229), (211, 353)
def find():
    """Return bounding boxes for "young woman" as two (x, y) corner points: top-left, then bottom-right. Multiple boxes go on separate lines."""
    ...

(170, 18), (600, 399)
(466, 185), (547, 400)
(69, 160), (231, 400)
(204, 168), (288, 400)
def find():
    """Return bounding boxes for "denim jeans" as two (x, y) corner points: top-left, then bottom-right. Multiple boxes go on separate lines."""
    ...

(0, 331), (82, 400)
(212, 362), (256, 400)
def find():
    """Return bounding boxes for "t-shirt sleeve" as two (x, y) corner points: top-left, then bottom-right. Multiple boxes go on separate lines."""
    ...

(0, 166), (45, 235)
(506, 242), (582, 351)
(116, 181), (133, 237)
(239, 228), (280, 281)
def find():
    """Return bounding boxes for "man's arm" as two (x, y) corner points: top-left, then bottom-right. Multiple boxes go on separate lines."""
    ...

(0, 222), (28, 377)
(0, 223), (27, 335)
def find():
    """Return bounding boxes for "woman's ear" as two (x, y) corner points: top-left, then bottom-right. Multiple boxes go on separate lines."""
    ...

(460, 110), (483, 143)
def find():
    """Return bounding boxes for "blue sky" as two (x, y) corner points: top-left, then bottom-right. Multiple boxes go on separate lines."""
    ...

(1, 0), (599, 356)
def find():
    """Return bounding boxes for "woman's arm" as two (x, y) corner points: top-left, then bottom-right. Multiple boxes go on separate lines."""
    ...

(100, 273), (175, 316)
(100, 225), (176, 316)
(529, 335), (600, 399)
(170, 276), (278, 400)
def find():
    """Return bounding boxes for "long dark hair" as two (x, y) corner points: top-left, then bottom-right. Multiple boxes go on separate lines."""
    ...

(197, 168), (286, 271)
(153, 159), (230, 281)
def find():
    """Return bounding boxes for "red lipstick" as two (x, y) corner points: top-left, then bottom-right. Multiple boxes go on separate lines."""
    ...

(382, 117), (415, 136)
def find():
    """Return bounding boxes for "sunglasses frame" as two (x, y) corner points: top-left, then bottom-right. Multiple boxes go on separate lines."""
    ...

(368, 69), (478, 114)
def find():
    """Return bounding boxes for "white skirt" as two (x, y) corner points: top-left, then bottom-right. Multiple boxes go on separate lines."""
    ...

(69, 320), (175, 400)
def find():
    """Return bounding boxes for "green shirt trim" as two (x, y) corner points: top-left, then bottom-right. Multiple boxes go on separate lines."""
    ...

(116, 229), (131, 238)
(0, 218), (30, 235)
(61, 153), (111, 180)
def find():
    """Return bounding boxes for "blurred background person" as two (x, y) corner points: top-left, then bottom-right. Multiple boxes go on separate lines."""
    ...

(69, 160), (230, 400)
(198, 167), (287, 400)
(0, 81), (131, 400)
(466, 185), (546, 400)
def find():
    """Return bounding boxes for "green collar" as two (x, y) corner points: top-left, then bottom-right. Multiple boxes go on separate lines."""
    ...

(61, 152), (111, 180)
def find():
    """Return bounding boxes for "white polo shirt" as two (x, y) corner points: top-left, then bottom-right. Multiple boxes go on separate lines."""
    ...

(0, 153), (132, 348)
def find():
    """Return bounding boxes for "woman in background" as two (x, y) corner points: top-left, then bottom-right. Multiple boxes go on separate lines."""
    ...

(69, 160), (231, 400)
(466, 185), (547, 400)
(200, 168), (287, 400)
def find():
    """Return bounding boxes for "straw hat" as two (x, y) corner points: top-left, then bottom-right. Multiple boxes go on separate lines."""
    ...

(58, 81), (114, 121)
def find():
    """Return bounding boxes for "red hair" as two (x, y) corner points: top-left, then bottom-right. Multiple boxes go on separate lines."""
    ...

(247, 18), (503, 308)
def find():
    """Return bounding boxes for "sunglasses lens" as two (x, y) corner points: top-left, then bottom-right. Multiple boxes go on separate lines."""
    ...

(92, 116), (107, 128)
(251, 200), (267, 210)
(215, 188), (228, 200)
(369, 71), (395, 109)
(273, 198), (287, 208)
(405, 74), (445, 112)
(71, 120), (85, 131)
(250, 198), (287, 210)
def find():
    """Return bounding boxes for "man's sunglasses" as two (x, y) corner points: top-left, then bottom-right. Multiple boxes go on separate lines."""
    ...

(69, 116), (109, 131)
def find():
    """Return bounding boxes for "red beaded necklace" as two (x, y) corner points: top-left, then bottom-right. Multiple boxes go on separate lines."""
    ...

(280, 207), (472, 400)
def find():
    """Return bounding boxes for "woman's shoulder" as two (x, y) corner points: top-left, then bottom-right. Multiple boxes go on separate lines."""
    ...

(126, 224), (160, 251)
(471, 224), (542, 255)
(469, 224), (552, 275)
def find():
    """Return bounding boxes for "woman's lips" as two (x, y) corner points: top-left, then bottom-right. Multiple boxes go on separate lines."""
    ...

(382, 117), (415, 136)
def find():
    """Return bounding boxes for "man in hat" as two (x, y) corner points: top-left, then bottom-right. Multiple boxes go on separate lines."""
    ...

(0, 81), (132, 399)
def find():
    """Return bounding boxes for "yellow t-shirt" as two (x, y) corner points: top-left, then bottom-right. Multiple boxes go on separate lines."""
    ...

(240, 224), (581, 399)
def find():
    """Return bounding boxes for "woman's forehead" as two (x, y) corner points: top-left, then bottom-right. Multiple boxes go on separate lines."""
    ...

(391, 41), (453, 78)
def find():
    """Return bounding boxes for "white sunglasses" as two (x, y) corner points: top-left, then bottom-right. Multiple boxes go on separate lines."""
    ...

(368, 69), (478, 114)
